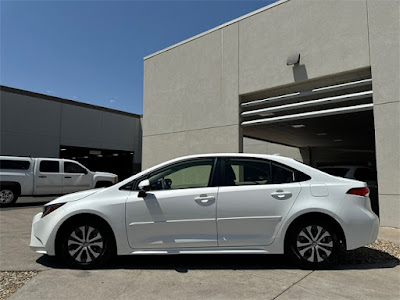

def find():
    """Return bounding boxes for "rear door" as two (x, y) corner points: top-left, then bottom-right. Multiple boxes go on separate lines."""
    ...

(62, 161), (91, 194)
(217, 157), (303, 247)
(34, 159), (63, 195)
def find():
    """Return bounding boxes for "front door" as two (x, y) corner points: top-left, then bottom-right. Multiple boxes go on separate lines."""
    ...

(62, 161), (91, 194)
(126, 158), (218, 249)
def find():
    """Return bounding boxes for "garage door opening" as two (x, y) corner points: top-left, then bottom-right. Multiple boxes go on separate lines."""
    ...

(59, 146), (139, 180)
(240, 68), (379, 215)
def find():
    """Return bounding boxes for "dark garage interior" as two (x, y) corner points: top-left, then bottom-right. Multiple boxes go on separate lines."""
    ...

(59, 146), (140, 181)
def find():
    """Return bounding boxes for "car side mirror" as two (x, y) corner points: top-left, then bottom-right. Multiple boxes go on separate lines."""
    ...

(138, 179), (150, 197)
(84, 169), (88, 175)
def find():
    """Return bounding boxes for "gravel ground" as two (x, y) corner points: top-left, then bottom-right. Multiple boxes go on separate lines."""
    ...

(0, 271), (37, 300)
(0, 239), (399, 300)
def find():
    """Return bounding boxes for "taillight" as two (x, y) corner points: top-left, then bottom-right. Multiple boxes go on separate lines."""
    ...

(114, 176), (118, 184)
(347, 187), (370, 197)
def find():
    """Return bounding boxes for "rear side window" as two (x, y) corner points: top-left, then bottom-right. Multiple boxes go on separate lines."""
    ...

(271, 163), (295, 184)
(40, 161), (59, 173)
(222, 158), (311, 186)
(223, 158), (271, 186)
(0, 160), (30, 170)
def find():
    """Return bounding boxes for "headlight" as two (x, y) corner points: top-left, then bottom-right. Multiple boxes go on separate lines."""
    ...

(42, 203), (66, 218)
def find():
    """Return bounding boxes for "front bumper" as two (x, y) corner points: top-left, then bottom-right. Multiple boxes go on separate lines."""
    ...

(30, 212), (47, 254)
(29, 207), (66, 256)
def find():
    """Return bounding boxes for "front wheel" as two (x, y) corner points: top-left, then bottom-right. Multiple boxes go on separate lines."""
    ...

(286, 220), (340, 269)
(59, 220), (115, 269)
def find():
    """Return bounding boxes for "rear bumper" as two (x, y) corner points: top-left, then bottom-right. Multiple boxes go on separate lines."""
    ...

(337, 195), (380, 250)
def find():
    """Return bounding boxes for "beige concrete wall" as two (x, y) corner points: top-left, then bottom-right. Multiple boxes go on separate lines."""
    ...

(238, 0), (370, 94)
(243, 138), (302, 162)
(368, 0), (400, 227)
(143, 0), (372, 169)
(143, 0), (400, 227)
(143, 125), (240, 169)
(142, 24), (240, 168)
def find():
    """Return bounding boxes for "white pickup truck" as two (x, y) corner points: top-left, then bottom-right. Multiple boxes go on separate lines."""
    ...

(0, 156), (118, 207)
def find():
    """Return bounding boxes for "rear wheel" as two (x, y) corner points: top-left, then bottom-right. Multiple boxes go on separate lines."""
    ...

(59, 219), (115, 269)
(0, 187), (18, 207)
(286, 220), (340, 269)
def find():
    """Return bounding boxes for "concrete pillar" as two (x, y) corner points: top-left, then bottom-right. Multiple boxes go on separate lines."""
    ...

(368, 0), (400, 227)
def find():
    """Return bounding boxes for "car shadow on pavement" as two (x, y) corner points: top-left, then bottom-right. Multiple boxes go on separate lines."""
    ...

(36, 247), (399, 272)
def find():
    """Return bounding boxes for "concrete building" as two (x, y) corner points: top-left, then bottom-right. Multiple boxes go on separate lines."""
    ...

(0, 86), (142, 179)
(142, 0), (400, 227)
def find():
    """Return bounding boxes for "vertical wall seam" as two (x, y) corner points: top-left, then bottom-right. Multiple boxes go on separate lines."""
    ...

(238, 21), (243, 153)
(58, 103), (63, 157)
(221, 28), (224, 106)
(365, 0), (371, 66)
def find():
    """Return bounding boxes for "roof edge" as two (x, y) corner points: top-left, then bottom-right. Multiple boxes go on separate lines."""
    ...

(143, 0), (289, 61)
(0, 85), (142, 118)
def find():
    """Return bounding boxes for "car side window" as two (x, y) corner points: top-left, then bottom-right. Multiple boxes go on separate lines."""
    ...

(223, 158), (271, 186)
(64, 162), (86, 174)
(0, 160), (30, 170)
(271, 163), (295, 184)
(148, 158), (215, 191)
(39, 161), (59, 173)
(272, 163), (311, 183)
(222, 158), (310, 186)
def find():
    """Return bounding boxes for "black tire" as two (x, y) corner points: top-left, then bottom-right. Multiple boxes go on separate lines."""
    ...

(285, 219), (340, 269)
(0, 186), (19, 207)
(58, 218), (115, 269)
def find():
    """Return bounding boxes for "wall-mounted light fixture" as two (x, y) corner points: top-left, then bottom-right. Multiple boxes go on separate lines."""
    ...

(287, 53), (301, 65)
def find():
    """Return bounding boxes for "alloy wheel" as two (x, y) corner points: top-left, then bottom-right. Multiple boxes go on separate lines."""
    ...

(67, 226), (104, 263)
(296, 225), (333, 263)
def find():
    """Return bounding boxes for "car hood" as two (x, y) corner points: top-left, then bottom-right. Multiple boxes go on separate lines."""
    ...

(46, 189), (102, 206)
(94, 171), (117, 177)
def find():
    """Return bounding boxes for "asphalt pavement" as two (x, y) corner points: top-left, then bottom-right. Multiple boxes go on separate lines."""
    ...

(0, 197), (399, 300)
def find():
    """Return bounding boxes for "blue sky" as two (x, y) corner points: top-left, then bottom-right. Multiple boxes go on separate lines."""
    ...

(1, 0), (275, 114)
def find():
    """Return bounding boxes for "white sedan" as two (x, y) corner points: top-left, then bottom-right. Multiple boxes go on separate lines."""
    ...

(30, 154), (379, 269)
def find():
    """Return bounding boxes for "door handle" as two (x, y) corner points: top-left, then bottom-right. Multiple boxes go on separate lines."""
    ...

(38, 175), (47, 178)
(64, 176), (72, 179)
(194, 195), (215, 203)
(271, 190), (292, 199)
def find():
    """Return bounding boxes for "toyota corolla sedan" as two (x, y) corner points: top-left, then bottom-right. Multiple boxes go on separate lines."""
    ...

(30, 154), (379, 269)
